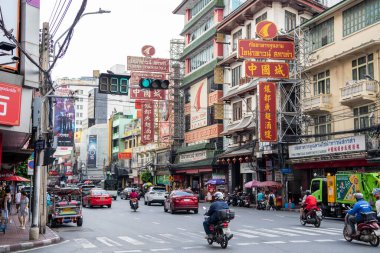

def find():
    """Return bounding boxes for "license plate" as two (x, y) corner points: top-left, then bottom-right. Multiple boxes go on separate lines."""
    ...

(375, 230), (380, 236)
(183, 199), (190, 202)
(223, 228), (230, 234)
(316, 211), (322, 217)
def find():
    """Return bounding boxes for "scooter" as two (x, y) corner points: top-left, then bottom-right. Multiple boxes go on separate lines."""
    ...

(257, 199), (266, 210)
(203, 207), (234, 249)
(131, 198), (138, 212)
(300, 207), (323, 227)
(343, 209), (380, 247)
(241, 193), (251, 208)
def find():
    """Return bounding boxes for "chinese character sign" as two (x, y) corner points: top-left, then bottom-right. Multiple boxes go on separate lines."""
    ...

(238, 40), (295, 60)
(259, 82), (277, 142)
(0, 82), (22, 126)
(130, 88), (166, 100)
(141, 101), (154, 144)
(245, 61), (289, 79)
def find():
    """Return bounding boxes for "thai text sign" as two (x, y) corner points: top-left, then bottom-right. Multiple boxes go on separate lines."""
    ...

(289, 135), (366, 158)
(130, 72), (166, 85)
(0, 82), (22, 126)
(185, 124), (223, 143)
(130, 88), (166, 100)
(245, 61), (289, 79)
(127, 56), (170, 73)
(179, 150), (208, 163)
(238, 39), (295, 60)
(259, 82), (277, 142)
(141, 101), (154, 144)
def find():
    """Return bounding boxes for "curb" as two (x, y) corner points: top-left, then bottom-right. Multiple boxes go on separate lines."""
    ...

(0, 229), (61, 253)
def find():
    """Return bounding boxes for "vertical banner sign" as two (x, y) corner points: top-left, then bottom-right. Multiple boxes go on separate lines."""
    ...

(54, 89), (75, 146)
(141, 101), (154, 144)
(259, 82), (277, 142)
(87, 135), (97, 168)
(27, 152), (34, 176)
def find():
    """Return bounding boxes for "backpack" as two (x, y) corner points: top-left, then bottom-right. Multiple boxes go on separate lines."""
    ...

(269, 194), (274, 205)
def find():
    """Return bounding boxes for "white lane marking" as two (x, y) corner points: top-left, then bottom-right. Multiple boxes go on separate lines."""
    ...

(180, 232), (203, 239)
(235, 215), (241, 217)
(182, 246), (206, 250)
(314, 239), (335, 242)
(118, 236), (145, 245)
(150, 249), (173, 252)
(74, 238), (97, 248)
(238, 229), (279, 237)
(233, 232), (258, 238)
(293, 227), (340, 235)
(260, 228), (300, 237)
(138, 235), (166, 244)
(236, 242), (259, 246)
(290, 240), (310, 243)
(323, 228), (342, 232)
(134, 218), (140, 220)
(262, 218), (274, 222)
(159, 234), (193, 242)
(152, 222), (160, 225)
(13, 240), (70, 252)
(242, 225), (254, 228)
(177, 228), (186, 231)
(263, 241), (286, 244)
(276, 215), (285, 218)
(97, 237), (122, 247)
(115, 251), (142, 253)
(277, 228), (319, 236)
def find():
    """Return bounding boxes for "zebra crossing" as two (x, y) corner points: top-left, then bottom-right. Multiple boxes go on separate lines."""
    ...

(73, 227), (343, 250)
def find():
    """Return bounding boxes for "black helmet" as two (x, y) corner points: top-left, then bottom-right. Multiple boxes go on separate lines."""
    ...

(132, 189), (136, 192)
(305, 190), (311, 196)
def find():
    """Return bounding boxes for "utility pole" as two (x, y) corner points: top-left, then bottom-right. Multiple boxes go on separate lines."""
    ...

(30, 22), (50, 240)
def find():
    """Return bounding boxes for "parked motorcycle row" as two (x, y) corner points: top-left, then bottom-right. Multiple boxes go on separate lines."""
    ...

(225, 193), (251, 208)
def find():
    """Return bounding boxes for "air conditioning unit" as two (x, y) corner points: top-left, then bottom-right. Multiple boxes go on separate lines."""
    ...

(368, 139), (379, 150)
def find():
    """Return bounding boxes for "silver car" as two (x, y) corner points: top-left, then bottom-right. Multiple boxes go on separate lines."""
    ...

(144, 186), (167, 206)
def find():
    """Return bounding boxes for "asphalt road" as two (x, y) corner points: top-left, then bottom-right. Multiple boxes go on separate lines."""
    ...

(16, 198), (380, 253)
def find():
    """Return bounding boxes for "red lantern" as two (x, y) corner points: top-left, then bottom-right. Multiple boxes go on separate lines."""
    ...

(216, 159), (220, 164)
(239, 157), (243, 163)
(245, 156), (250, 162)
(232, 157), (237, 164)
(222, 159), (226, 164)
(227, 158), (231, 164)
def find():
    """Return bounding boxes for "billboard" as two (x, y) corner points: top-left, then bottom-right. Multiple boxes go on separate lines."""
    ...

(0, 82), (22, 126)
(245, 61), (289, 79)
(53, 89), (75, 146)
(127, 56), (170, 73)
(190, 78), (207, 130)
(87, 135), (97, 168)
(238, 40), (295, 60)
(259, 82), (277, 142)
(141, 101), (154, 144)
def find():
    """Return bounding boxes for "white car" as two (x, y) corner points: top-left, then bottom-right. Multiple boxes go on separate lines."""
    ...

(144, 186), (167, 206)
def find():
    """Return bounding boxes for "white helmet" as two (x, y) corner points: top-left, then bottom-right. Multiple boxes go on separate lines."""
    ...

(214, 191), (224, 200)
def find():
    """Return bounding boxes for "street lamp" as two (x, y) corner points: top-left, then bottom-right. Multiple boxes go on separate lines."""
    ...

(53, 8), (111, 56)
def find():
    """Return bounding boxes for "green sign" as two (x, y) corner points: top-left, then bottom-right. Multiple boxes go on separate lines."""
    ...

(156, 175), (170, 186)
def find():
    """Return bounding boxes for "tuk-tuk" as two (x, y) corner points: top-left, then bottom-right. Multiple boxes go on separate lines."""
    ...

(48, 187), (83, 227)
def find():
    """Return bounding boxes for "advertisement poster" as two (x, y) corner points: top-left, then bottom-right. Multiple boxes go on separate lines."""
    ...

(87, 135), (97, 168)
(0, 82), (22, 126)
(190, 78), (207, 130)
(54, 90), (75, 146)
(336, 174), (361, 203)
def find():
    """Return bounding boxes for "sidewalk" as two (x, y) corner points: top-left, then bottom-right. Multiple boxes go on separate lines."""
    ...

(0, 212), (61, 253)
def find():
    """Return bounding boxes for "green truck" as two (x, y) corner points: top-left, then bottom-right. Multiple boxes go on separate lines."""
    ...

(310, 172), (380, 217)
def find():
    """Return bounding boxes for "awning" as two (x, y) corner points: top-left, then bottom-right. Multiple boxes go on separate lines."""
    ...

(172, 158), (215, 171)
(219, 148), (253, 158)
(222, 79), (260, 101)
(220, 122), (239, 135)
(53, 147), (73, 158)
(233, 116), (255, 132)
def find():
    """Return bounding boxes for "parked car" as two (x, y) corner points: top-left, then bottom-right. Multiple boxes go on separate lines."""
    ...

(164, 190), (198, 214)
(120, 187), (140, 200)
(144, 186), (167, 206)
(82, 188), (112, 208)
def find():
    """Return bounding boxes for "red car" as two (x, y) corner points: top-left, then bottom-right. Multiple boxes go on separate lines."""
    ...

(164, 190), (198, 214)
(83, 188), (112, 208)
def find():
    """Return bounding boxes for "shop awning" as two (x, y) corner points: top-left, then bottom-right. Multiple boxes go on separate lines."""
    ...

(172, 158), (215, 171)
(233, 116), (255, 132)
(53, 147), (73, 158)
(222, 79), (260, 101)
(218, 142), (255, 159)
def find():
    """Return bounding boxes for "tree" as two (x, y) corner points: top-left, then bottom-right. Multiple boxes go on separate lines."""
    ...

(15, 161), (28, 178)
(140, 170), (152, 183)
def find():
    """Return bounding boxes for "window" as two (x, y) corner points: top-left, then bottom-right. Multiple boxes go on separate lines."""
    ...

(354, 105), (373, 129)
(313, 70), (330, 95)
(189, 45), (214, 72)
(255, 12), (267, 24)
(78, 98), (83, 102)
(310, 18), (334, 51)
(77, 90), (83, 95)
(314, 115), (331, 141)
(311, 180), (320, 194)
(76, 113), (83, 117)
(76, 120), (82, 125)
(76, 105), (83, 110)
(343, 0), (380, 37)
(246, 23), (251, 39)
(352, 54), (374, 80)
(285, 11), (296, 31)
(189, 16), (214, 42)
(300, 17), (309, 24)
(232, 101), (243, 121)
(231, 65), (242, 87)
(232, 29), (242, 51)
(246, 97), (252, 113)
(190, 0), (212, 19)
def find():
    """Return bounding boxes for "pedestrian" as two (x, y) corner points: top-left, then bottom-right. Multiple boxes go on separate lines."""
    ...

(18, 191), (29, 229)
(15, 190), (21, 214)
(268, 191), (276, 211)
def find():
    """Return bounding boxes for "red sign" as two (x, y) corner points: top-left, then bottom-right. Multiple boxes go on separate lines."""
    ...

(238, 40), (295, 60)
(127, 56), (170, 73)
(256, 21), (278, 39)
(130, 72), (166, 85)
(185, 124), (223, 143)
(245, 61), (289, 79)
(118, 152), (132, 160)
(49, 171), (59, 176)
(130, 88), (166, 100)
(259, 82), (277, 142)
(0, 82), (22, 126)
(141, 101), (154, 144)
(65, 171), (73, 176)
(0, 170), (14, 177)
(141, 45), (156, 57)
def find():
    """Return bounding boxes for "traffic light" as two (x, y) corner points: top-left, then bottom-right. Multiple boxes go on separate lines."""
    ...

(139, 78), (169, 89)
(98, 73), (130, 95)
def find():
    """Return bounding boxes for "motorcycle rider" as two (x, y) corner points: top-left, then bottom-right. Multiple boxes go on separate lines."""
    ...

(301, 190), (317, 219)
(203, 191), (229, 239)
(129, 189), (139, 208)
(347, 192), (372, 236)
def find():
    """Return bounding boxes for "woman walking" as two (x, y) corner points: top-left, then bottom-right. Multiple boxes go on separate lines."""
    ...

(18, 191), (29, 229)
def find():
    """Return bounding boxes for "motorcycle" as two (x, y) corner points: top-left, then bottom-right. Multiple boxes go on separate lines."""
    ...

(241, 193), (251, 208)
(343, 209), (380, 247)
(257, 199), (266, 210)
(300, 207), (323, 227)
(131, 198), (138, 212)
(203, 207), (234, 249)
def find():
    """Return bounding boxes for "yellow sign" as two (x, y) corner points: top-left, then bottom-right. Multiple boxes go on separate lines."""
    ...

(168, 175), (174, 182)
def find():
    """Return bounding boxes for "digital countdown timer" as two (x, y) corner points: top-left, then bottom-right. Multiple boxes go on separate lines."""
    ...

(98, 73), (131, 95)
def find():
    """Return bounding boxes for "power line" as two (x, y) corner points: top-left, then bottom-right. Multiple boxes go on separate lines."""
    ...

(48, 0), (60, 24)
(51, 0), (73, 38)
(50, 0), (67, 35)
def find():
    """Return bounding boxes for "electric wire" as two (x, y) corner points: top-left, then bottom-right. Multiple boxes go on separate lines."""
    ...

(51, 0), (73, 38)
(48, 0), (59, 24)
(50, 0), (67, 36)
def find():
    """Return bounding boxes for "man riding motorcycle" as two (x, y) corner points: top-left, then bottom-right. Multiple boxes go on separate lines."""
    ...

(203, 191), (229, 239)
(301, 190), (317, 219)
(347, 192), (372, 236)
(129, 189), (139, 208)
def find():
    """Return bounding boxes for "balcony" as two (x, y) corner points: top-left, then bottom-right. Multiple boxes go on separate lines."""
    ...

(340, 80), (378, 107)
(112, 132), (119, 140)
(112, 146), (119, 153)
(303, 94), (332, 114)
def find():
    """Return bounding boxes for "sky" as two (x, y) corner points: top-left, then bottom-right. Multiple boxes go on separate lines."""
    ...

(40, 0), (184, 79)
